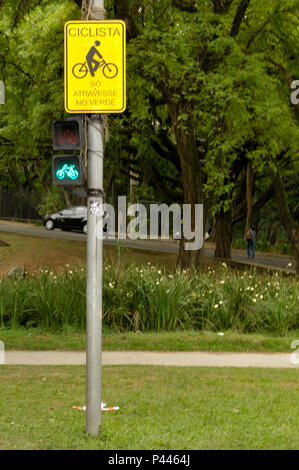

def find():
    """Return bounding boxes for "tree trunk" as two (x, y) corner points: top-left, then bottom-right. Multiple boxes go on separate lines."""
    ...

(215, 207), (232, 258)
(170, 103), (204, 270)
(129, 156), (139, 204)
(63, 189), (72, 207)
(244, 161), (254, 238)
(233, 183), (274, 225)
(269, 225), (279, 245)
(271, 167), (299, 274)
(293, 230), (299, 274)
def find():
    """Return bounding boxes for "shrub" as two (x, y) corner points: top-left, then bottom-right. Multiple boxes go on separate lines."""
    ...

(0, 262), (298, 335)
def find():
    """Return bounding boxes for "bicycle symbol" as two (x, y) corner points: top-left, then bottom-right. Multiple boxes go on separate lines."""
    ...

(56, 164), (79, 181)
(72, 60), (118, 79)
(72, 41), (118, 80)
(57, 131), (79, 146)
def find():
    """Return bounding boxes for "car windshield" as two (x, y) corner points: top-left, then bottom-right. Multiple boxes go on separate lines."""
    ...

(61, 208), (75, 215)
(75, 207), (87, 215)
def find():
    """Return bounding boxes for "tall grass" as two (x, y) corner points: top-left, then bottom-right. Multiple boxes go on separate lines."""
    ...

(0, 262), (298, 335)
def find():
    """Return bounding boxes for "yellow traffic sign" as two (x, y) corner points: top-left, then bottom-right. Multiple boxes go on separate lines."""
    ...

(64, 21), (126, 114)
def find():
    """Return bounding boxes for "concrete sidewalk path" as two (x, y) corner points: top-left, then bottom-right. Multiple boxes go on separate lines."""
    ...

(3, 350), (299, 369)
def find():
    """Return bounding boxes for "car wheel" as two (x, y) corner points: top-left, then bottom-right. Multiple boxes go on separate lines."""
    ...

(45, 219), (54, 230)
(83, 223), (87, 234)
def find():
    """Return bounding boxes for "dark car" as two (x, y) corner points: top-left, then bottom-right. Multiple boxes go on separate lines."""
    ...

(44, 206), (88, 234)
(44, 206), (111, 234)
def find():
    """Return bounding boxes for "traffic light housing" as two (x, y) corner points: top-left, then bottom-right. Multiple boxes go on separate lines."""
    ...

(52, 155), (83, 186)
(53, 118), (83, 151)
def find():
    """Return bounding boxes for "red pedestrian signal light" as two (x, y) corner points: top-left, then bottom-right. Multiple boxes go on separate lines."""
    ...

(53, 118), (83, 150)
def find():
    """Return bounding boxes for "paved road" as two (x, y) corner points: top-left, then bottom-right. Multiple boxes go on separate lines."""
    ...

(4, 350), (298, 369)
(0, 222), (295, 272)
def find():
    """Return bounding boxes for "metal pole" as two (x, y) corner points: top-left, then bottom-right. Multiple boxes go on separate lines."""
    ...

(86, 0), (105, 436)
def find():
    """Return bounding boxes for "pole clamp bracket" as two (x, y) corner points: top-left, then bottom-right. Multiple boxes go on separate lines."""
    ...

(87, 189), (104, 198)
(87, 113), (102, 121)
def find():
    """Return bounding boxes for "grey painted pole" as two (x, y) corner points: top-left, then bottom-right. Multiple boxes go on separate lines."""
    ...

(86, 0), (105, 435)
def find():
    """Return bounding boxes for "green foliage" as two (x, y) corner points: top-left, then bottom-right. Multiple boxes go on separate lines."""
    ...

(0, 0), (80, 195)
(1, 263), (298, 335)
(1, 0), (299, 260)
(37, 187), (65, 216)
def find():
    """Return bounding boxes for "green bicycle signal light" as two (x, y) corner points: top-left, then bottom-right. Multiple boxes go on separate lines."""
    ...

(52, 155), (83, 186)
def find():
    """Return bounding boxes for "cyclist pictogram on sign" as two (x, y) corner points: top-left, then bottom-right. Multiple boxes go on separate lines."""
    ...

(64, 21), (126, 114)
(72, 41), (118, 80)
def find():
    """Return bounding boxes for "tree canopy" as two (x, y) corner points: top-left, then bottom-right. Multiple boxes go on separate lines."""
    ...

(1, 0), (299, 270)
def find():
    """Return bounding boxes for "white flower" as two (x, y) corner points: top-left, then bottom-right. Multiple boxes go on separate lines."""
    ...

(288, 263), (292, 267)
(158, 270), (161, 274)
(220, 280), (225, 284)
(214, 304), (219, 309)
(253, 298), (257, 303)
(260, 295), (263, 299)
(109, 282), (114, 288)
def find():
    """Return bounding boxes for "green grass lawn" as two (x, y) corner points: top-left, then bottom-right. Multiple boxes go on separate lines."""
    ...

(1, 328), (298, 352)
(0, 365), (298, 450)
(0, 230), (178, 276)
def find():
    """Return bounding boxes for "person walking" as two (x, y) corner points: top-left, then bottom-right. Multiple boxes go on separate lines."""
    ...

(246, 225), (256, 259)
